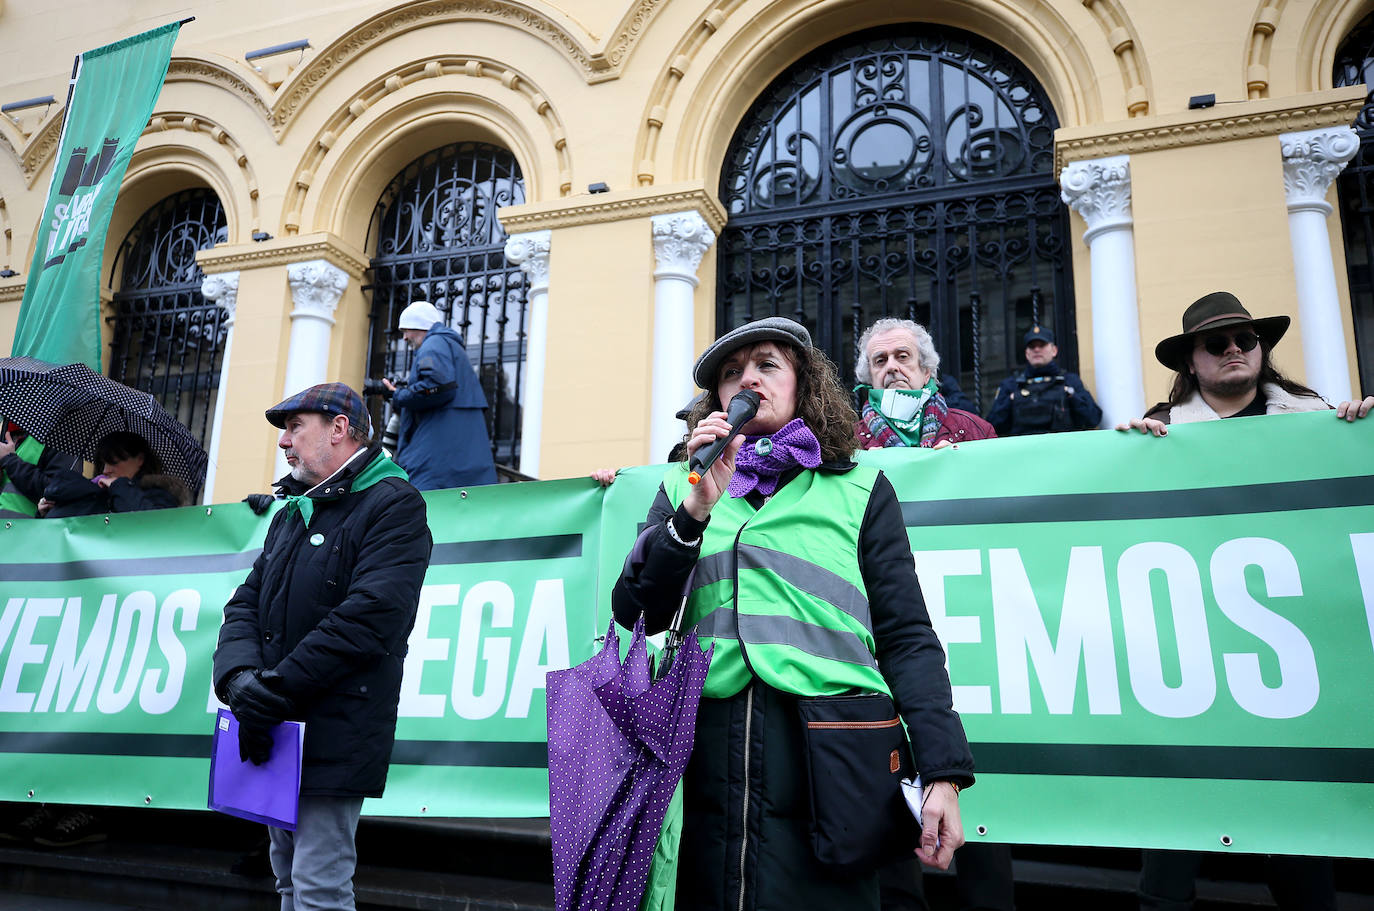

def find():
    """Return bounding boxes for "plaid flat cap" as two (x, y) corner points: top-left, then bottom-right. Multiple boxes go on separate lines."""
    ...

(265, 382), (371, 435)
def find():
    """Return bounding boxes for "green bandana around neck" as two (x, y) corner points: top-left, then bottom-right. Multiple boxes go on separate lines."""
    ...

(282, 450), (409, 527)
(865, 377), (940, 445)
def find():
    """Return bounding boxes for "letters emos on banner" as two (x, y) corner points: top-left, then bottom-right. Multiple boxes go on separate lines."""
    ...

(0, 413), (1372, 859)
(12, 22), (182, 369)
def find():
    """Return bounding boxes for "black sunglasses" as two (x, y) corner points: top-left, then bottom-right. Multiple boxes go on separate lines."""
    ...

(1197, 331), (1259, 357)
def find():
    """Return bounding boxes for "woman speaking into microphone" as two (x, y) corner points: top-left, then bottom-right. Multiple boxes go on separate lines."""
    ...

(612, 317), (974, 911)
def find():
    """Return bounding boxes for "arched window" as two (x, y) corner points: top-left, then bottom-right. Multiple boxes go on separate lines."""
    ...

(366, 141), (526, 468)
(718, 26), (1073, 410)
(108, 188), (229, 449)
(1334, 16), (1374, 394)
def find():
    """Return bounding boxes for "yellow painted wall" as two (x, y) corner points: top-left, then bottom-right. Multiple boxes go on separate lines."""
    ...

(0, 0), (1370, 498)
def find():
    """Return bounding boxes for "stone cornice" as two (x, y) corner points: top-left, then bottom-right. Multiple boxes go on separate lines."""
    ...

(0, 282), (25, 304)
(196, 232), (369, 278)
(1054, 86), (1366, 173)
(498, 182), (727, 235)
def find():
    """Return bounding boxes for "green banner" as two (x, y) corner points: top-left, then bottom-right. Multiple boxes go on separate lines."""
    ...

(1, 411), (1373, 858)
(12, 22), (181, 368)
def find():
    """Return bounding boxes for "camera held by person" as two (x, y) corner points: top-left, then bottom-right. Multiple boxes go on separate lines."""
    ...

(361, 376), (407, 399)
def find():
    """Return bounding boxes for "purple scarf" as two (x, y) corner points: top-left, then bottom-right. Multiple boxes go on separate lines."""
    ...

(727, 418), (822, 498)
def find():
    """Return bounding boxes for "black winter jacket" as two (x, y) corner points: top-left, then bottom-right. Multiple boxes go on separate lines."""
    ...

(0, 447), (83, 516)
(213, 445), (432, 797)
(39, 469), (189, 518)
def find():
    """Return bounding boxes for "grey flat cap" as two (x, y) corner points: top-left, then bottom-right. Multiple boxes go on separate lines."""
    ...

(692, 317), (812, 388)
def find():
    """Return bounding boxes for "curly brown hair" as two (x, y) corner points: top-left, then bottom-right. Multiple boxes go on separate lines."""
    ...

(681, 341), (858, 463)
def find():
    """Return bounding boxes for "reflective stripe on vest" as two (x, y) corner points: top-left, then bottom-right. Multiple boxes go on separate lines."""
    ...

(0, 436), (43, 518)
(664, 464), (891, 700)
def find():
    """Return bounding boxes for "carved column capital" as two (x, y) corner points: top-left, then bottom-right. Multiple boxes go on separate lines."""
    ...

(286, 260), (348, 324)
(1060, 155), (1133, 243)
(201, 271), (240, 326)
(504, 230), (552, 294)
(651, 211), (715, 286)
(1281, 126), (1359, 215)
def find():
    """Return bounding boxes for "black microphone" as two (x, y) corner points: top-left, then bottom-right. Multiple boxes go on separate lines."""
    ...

(688, 389), (761, 485)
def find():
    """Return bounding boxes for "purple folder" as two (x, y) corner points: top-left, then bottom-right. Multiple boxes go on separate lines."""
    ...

(207, 708), (304, 830)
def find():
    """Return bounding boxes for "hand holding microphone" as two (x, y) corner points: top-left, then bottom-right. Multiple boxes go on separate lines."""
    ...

(682, 390), (760, 521)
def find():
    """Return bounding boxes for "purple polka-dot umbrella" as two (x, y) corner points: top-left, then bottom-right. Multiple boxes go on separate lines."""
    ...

(546, 616), (711, 911)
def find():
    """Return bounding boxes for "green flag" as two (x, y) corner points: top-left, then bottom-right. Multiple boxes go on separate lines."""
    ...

(11, 22), (182, 369)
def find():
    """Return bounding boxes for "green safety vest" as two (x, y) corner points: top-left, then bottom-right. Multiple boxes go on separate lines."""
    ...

(663, 464), (892, 700)
(0, 436), (44, 518)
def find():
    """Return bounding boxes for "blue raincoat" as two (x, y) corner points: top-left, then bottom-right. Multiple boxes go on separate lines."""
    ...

(393, 324), (497, 490)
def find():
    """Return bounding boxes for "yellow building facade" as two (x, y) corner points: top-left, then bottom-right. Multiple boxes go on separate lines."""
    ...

(0, 0), (1370, 501)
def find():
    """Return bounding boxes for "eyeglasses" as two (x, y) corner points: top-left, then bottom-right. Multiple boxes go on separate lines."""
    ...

(1197, 331), (1259, 357)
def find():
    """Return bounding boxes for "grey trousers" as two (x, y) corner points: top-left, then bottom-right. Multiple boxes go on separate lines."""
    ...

(268, 795), (365, 911)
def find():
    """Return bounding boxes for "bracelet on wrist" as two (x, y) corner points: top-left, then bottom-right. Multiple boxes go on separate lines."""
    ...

(665, 517), (702, 547)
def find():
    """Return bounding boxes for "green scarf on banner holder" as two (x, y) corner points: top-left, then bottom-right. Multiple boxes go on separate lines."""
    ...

(864, 378), (942, 446)
(282, 451), (409, 528)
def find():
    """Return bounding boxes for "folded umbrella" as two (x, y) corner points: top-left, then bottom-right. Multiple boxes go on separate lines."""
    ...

(0, 358), (207, 492)
(547, 617), (711, 911)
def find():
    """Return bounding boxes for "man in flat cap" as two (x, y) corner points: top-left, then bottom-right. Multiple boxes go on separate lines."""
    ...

(986, 324), (1102, 436)
(1119, 292), (1372, 911)
(213, 382), (432, 911)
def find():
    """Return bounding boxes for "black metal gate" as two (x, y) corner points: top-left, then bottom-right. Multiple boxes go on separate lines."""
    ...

(108, 188), (229, 453)
(717, 26), (1074, 411)
(365, 141), (527, 468)
(1334, 15), (1374, 396)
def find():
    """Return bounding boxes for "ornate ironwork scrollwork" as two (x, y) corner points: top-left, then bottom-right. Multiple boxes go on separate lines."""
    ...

(366, 141), (527, 467)
(717, 26), (1075, 412)
(1333, 14), (1374, 394)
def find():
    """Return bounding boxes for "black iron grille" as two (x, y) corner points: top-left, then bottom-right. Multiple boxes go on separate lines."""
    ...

(365, 141), (526, 467)
(108, 188), (229, 455)
(717, 26), (1075, 412)
(1334, 14), (1374, 396)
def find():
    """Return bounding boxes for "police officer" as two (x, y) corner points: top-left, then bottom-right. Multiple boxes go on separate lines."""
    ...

(986, 325), (1102, 435)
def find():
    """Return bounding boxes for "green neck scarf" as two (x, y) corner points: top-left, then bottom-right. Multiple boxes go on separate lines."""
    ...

(283, 450), (409, 527)
(865, 378), (940, 446)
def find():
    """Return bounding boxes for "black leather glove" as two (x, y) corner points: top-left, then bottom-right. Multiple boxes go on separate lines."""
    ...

(225, 668), (295, 727)
(242, 493), (277, 515)
(237, 718), (274, 765)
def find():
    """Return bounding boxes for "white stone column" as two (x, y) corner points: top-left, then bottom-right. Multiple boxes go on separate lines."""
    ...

(1060, 155), (1145, 427)
(1281, 126), (1359, 403)
(650, 212), (715, 460)
(277, 260), (348, 478)
(200, 271), (238, 504)
(504, 231), (551, 478)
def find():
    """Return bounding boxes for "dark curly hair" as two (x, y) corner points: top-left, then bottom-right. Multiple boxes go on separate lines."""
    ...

(681, 340), (858, 463)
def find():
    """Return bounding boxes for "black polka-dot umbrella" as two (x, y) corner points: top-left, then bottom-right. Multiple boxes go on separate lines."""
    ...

(0, 358), (208, 492)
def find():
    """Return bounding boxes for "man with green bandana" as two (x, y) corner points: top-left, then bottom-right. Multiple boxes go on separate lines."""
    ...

(213, 381), (432, 911)
(853, 317), (996, 450)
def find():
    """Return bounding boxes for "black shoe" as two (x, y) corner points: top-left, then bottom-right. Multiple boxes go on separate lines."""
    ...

(32, 809), (106, 848)
(0, 805), (54, 844)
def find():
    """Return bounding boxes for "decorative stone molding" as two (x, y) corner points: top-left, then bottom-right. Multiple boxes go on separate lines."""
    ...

(165, 57), (272, 124)
(142, 111), (262, 231)
(1080, 0), (1151, 117)
(7, 113), (64, 188)
(1055, 85), (1365, 173)
(1245, 2), (1283, 99)
(283, 59), (574, 235)
(0, 282), (24, 305)
(198, 232), (369, 279)
(1281, 126), (1359, 214)
(504, 230), (552, 292)
(1060, 155), (1132, 243)
(651, 211), (715, 284)
(287, 260), (349, 324)
(500, 183), (727, 235)
(604, 0), (664, 70)
(201, 271), (241, 326)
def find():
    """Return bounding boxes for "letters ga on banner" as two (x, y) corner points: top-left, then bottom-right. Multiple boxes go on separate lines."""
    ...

(11, 22), (181, 369)
(1, 412), (1373, 858)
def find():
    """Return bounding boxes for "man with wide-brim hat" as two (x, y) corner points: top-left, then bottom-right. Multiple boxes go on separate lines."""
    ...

(1119, 290), (1372, 434)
